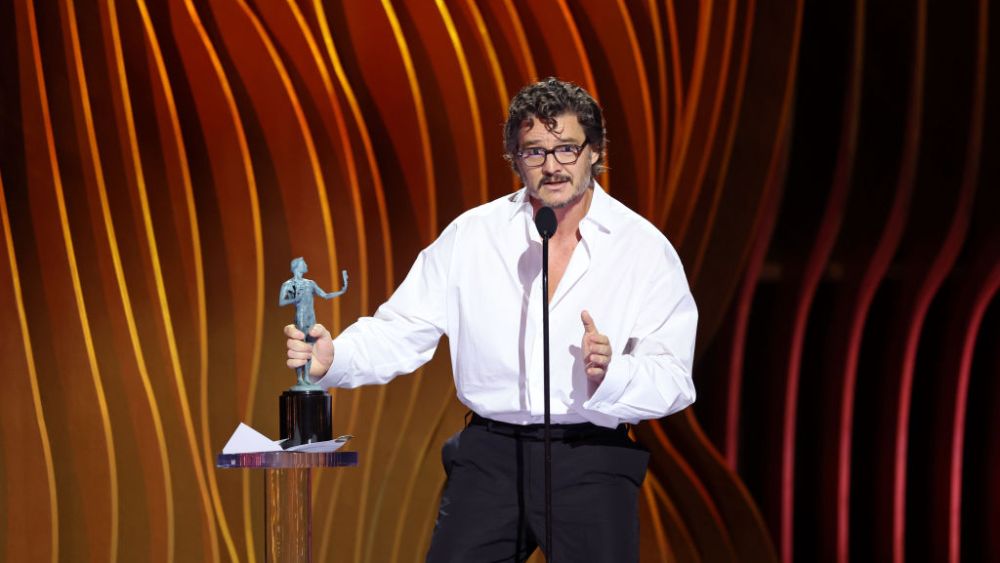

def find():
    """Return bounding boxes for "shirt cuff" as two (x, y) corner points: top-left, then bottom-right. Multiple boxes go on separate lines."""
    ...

(311, 335), (356, 388)
(582, 355), (630, 412)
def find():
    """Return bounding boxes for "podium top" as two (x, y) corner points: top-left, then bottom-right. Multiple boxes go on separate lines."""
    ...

(216, 450), (358, 469)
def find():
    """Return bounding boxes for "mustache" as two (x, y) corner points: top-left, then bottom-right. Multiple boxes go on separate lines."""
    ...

(541, 174), (571, 184)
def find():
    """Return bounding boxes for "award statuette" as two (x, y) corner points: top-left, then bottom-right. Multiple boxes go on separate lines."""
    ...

(278, 257), (348, 447)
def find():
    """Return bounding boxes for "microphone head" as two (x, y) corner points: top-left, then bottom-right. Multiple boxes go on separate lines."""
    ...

(534, 206), (558, 239)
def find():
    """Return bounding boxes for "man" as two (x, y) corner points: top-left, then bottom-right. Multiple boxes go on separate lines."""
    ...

(285, 77), (697, 561)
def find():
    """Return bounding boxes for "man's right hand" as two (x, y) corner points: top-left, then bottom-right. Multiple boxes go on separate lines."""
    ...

(285, 324), (334, 379)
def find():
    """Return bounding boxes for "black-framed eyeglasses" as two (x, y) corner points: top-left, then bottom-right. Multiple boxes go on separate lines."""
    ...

(516, 141), (589, 168)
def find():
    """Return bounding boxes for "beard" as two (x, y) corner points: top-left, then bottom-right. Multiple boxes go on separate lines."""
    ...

(534, 172), (591, 209)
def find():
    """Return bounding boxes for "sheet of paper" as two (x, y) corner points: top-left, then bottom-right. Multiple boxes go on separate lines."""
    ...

(221, 422), (283, 454)
(285, 435), (353, 453)
(222, 424), (354, 454)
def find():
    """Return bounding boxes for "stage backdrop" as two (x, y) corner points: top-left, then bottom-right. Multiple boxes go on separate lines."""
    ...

(2, 1), (997, 562)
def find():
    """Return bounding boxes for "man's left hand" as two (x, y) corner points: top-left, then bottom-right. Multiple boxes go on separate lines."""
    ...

(581, 310), (612, 384)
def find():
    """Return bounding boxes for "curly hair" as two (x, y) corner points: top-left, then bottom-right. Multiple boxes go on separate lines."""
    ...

(503, 77), (607, 178)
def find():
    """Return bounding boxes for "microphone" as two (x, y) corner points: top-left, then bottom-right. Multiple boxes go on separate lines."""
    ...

(533, 204), (557, 559)
(534, 206), (557, 239)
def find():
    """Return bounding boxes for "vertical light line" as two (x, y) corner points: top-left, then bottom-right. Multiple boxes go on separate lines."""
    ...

(229, 0), (341, 324)
(381, 0), (437, 241)
(0, 174), (59, 563)
(311, 0), (394, 288)
(554, 0), (596, 94)
(285, 0), (370, 318)
(361, 366), (424, 563)
(387, 393), (455, 563)
(316, 389), (364, 562)
(645, 0), (670, 194)
(501, 0), (538, 80)
(102, 0), (220, 558)
(436, 0), (487, 203)
(132, 1), (240, 560)
(674, 0), (738, 244)
(641, 478), (671, 562)
(648, 472), (691, 558)
(647, 421), (731, 539)
(60, 0), (176, 559)
(683, 410), (776, 558)
(175, 1), (265, 559)
(755, 1), (804, 559)
(309, 6), (394, 557)
(661, 0), (713, 225)
(462, 0), (510, 113)
(281, 1), (372, 518)
(948, 3), (988, 561)
(664, 0), (684, 153)
(353, 3), (433, 560)
(615, 0), (656, 215)
(689, 0), (755, 284)
(21, 0), (119, 559)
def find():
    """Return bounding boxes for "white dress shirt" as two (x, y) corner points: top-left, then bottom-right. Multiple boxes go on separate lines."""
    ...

(315, 184), (697, 428)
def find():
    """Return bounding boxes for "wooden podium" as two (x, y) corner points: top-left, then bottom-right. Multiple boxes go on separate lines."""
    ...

(217, 451), (359, 562)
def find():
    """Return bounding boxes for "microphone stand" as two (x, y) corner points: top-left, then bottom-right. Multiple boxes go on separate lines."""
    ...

(542, 228), (553, 561)
(535, 206), (557, 560)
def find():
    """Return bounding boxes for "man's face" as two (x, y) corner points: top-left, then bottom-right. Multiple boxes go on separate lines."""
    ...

(515, 113), (599, 209)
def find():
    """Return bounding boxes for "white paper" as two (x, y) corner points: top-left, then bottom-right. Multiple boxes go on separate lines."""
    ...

(222, 423), (353, 454)
(222, 423), (284, 454)
(285, 436), (351, 453)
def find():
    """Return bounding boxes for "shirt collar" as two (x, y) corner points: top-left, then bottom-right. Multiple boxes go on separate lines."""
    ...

(508, 182), (618, 235)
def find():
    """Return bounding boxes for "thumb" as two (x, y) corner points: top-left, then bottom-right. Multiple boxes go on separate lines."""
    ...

(581, 310), (597, 334)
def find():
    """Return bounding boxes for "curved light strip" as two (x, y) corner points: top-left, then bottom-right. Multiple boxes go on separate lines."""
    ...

(501, 0), (538, 81)
(274, 0), (373, 527)
(437, 0), (488, 204)
(382, 0), (437, 241)
(660, 1), (713, 225)
(462, 0), (510, 116)
(388, 391), (455, 563)
(282, 0), (370, 317)
(949, 267), (999, 563)
(748, 3), (806, 559)
(23, 0), (120, 559)
(0, 173), (59, 563)
(645, 0), (670, 194)
(309, 4), (397, 551)
(673, 0), (738, 244)
(362, 374), (425, 562)
(641, 476), (672, 560)
(664, 0), (684, 143)
(101, 0), (220, 558)
(226, 0), (342, 333)
(614, 0), (656, 214)
(311, 0), (395, 289)
(171, 1), (267, 558)
(348, 3), (435, 560)
(132, 4), (227, 562)
(647, 471), (695, 560)
(884, 3), (926, 561)
(947, 6), (988, 560)
(62, 0), (176, 559)
(555, 0), (596, 94)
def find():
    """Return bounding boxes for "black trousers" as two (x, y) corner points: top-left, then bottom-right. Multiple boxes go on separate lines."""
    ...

(426, 414), (650, 562)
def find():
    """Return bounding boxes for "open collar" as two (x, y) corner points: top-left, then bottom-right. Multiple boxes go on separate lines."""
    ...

(507, 182), (618, 236)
